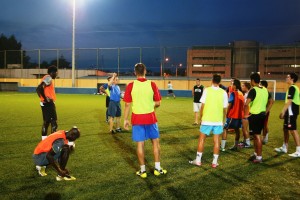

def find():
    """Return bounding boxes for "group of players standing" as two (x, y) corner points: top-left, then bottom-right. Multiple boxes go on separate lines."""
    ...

(32, 64), (300, 180)
(190, 72), (300, 168)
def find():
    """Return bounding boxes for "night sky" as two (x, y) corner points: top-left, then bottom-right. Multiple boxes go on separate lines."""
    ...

(1, 0), (300, 49)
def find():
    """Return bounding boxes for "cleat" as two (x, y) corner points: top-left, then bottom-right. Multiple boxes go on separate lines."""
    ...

(221, 148), (226, 152)
(229, 146), (238, 151)
(274, 147), (287, 153)
(115, 128), (122, 133)
(211, 163), (219, 168)
(56, 174), (76, 181)
(36, 166), (47, 177)
(244, 143), (252, 148)
(154, 168), (167, 176)
(248, 154), (256, 161)
(252, 158), (263, 163)
(189, 160), (201, 166)
(136, 170), (147, 178)
(192, 122), (198, 125)
(238, 142), (245, 147)
(262, 140), (268, 145)
(110, 130), (116, 134)
(288, 152), (300, 158)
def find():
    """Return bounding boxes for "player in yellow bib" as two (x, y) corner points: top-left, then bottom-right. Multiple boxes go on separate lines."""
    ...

(123, 63), (167, 178)
(275, 72), (300, 157)
(189, 74), (228, 168)
(245, 72), (272, 163)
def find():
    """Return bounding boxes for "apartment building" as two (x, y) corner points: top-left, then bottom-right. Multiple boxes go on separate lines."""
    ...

(187, 41), (299, 79)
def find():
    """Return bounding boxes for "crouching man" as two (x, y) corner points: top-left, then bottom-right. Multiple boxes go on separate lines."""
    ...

(32, 126), (80, 181)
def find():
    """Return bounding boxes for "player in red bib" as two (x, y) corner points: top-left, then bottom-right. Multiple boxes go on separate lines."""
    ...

(123, 63), (167, 178)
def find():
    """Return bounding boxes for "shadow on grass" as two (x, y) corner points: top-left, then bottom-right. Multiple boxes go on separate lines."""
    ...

(45, 193), (61, 200)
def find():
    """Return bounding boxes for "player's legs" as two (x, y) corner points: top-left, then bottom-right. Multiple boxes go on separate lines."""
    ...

(284, 128), (290, 146)
(253, 134), (262, 156)
(276, 114), (291, 153)
(50, 119), (58, 133)
(107, 101), (117, 133)
(263, 112), (270, 144)
(105, 108), (109, 122)
(58, 145), (70, 170)
(115, 103), (122, 132)
(197, 132), (207, 152)
(211, 126), (223, 167)
(213, 134), (220, 155)
(194, 112), (198, 124)
(136, 141), (145, 165)
(42, 121), (50, 137)
(41, 103), (53, 139)
(242, 118), (251, 146)
(248, 113), (265, 162)
(132, 125), (148, 177)
(193, 103), (200, 124)
(33, 153), (48, 176)
(55, 145), (76, 181)
(221, 118), (232, 150)
(290, 130), (300, 146)
(230, 128), (241, 149)
(151, 138), (160, 162)
(109, 117), (114, 132)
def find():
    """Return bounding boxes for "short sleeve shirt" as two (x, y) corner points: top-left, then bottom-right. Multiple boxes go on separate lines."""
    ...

(52, 139), (64, 154)
(43, 75), (52, 86)
(193, 85), (204, 103)
(287, 86), (299, 116)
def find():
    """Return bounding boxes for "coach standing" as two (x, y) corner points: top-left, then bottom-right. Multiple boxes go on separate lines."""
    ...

(36, 65), (58, 140)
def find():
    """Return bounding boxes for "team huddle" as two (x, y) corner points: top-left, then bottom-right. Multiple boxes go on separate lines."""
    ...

(189, 72), (300, 168)
(32, 64), (300, 181)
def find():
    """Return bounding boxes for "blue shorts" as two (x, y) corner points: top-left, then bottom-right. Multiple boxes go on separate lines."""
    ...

(224, 118), (242, 129)
(200, 125), (223, 135)
(108, 101), (121, 118)
(132, 124), (159, 142)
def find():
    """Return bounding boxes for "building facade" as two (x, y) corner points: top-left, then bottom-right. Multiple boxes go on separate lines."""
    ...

(187, 41), (300, 79)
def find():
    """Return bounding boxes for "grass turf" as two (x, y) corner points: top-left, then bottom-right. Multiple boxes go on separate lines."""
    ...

(0, 92), (300, 200)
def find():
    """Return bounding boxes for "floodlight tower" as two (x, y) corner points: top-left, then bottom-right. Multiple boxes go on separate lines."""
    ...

(72, 0), (76, 87)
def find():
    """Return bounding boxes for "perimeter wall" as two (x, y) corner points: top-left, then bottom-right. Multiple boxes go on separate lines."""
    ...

(0, 77), (295, 100)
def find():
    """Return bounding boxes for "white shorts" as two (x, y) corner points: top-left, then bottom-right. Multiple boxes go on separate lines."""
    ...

(193, 102), (202, 112)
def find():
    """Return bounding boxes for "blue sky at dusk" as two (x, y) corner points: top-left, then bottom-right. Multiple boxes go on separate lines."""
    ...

(1, 0), (300, 50)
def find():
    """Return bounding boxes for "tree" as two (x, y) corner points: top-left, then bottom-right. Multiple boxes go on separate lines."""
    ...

(0, 34), (30, 69)
(50, 55), (71, 69)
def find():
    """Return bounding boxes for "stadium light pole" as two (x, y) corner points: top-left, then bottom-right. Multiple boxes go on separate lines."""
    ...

(71, 0), (76, 87)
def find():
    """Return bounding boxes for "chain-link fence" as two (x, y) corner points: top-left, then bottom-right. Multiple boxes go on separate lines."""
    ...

(0, 46), (189, 79)
(0, 44), (299, 79)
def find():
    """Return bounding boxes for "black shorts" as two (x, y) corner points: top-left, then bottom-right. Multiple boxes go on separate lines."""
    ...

(168, 90), (173, 94)
(41, 102), (57, 122)
(248, 112), (266, 135)
(284, 114), (298, 130)
(224, 118), (242, 129)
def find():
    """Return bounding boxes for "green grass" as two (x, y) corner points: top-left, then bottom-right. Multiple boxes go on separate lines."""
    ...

(0, 92), (300, 200)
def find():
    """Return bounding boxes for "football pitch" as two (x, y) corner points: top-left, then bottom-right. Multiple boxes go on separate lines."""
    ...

(0, 92), (299, 200)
